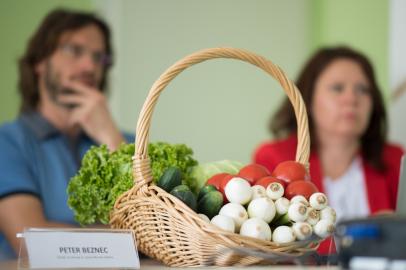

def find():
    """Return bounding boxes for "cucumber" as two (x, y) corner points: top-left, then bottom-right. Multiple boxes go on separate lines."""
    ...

(197, 190), (224, 219)
(170, 185), (197, 211)
(197, 184), (217, 202)
(157, 167), (182, 192)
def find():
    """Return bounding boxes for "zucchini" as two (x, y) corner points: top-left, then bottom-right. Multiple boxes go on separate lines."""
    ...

(170, 185), (197, 211)
(197, 184), (217, 202)
(197, 190), (224, 219)
(157, 167), (182, 192)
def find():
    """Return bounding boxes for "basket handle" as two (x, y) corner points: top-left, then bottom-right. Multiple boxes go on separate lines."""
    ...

(133, 47), (310, 188)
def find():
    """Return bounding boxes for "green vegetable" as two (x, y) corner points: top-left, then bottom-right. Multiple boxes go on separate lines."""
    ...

(67, 142), (198, 225)
(170, 185), (197, 211)
(148, 142), (198, 185)
(197, 184), (217, 202)
(188, 160), (243, 194)
(197, 190), (224, 219)
(157, 167), (182, 192)
(67, 144), (134, 225)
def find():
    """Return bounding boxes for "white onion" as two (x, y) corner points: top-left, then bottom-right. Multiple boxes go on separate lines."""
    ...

(272, 226), (295, 244)
(309, 192), (328, 210)
(247, 197), (276, 223)
(211, 215), (235, 233)
(266, 182), (284, 200)
(275, 197), (290, 215)
(306, 207), (320, 226)
(288, 202), (308, 222)
(320, 206), (337, 223)
(224, 177), (252, 205)
(251, 185), (267, 199)
(314, 219), (335, 238)
(292, 222), (313, 240)
(240, 218), (272, 241)
(290, 195), (309, 206)
(219, 203), (248, 232)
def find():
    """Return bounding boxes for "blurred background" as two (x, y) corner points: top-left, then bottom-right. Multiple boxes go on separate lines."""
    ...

(1, 0), (405, 163)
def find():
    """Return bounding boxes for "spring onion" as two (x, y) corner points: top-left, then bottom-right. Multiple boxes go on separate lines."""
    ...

(240, 218), (272, 241)
(211, 215), (235, 233)
(313, 219), (335, 238)
(266, 182), (284, 200)
(272, 226), (295, 244)
(247, 197), (276, 223)
(292, 222), (313, 240)
(309, 192), (328, 210)
(306, 207), (320, 225)
(290, 195), (309, 206)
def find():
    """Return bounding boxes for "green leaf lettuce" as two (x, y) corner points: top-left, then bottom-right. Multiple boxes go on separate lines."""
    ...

(67, 142), (197, 225)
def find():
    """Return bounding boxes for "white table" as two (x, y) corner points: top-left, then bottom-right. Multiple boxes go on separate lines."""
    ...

(0, 258), (339, 270)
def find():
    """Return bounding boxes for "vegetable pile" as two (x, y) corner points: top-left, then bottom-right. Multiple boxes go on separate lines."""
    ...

(67, 141), (336, 245)
(166, 161), (336, 244)
(67, 142), (197, 225)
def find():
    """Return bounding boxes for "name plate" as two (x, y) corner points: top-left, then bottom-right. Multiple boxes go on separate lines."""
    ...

(20, 228), (140, 269)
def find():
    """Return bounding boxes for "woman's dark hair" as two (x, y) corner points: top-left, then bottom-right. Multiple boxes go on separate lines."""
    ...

(18, 8), (113, 112)
(271, 46), (387, 170)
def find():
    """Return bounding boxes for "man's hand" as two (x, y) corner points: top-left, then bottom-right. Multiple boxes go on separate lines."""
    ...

(58, 80), (124, 151)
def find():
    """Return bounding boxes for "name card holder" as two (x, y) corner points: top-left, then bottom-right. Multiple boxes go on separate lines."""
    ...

(17, 228), (140, 269)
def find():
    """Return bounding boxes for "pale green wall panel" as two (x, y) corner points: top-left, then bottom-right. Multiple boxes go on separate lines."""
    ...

(1, 1), (390, 165)
(101, 0), (312, 163)
(0, 0), (94, 123)
(312, 0), (389, 97)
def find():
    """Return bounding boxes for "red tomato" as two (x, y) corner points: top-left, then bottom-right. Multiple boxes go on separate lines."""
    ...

(219, 174), (235, 203)
(206, 173), (230, 190)
(255, 176), (287, 189)
(238, 164), (270, 185)
(272, 161), (310, 183)
(285, 180), (318, 200)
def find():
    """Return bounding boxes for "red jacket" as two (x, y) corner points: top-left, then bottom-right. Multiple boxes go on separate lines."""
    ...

(254, 134), (404, 254)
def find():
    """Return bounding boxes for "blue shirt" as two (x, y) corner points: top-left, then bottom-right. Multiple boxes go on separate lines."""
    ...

(0, 112), (134, 260)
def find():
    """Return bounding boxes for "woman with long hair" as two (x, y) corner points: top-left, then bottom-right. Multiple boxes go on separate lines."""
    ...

(254, 46), (404, 254)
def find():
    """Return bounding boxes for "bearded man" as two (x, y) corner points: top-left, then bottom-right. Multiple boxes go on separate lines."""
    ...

(0, 8), (132, 259)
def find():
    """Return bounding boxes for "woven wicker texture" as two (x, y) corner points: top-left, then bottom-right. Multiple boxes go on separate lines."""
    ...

(110, 47), (315, 266)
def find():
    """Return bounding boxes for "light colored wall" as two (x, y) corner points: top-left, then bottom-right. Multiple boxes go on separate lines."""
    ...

(388, 0), (406, 148)
(0, 0), (94, 123)
(0, 1), (394, 163)
(389, 0), (406, 89)
(311, 0), (389, 97)
(100, 0), (312, 163)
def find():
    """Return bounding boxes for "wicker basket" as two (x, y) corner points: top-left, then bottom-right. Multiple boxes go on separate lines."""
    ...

(110, 47), (317, 266)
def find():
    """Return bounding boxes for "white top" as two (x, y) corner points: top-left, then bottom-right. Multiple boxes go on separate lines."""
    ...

(323, 157), (370, 222)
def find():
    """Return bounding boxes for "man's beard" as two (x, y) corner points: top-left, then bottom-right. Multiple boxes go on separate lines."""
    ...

(44, 61), (98, 109)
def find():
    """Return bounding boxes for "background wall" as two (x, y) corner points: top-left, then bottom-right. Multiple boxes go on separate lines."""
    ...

(388, 0), (406, 148)
(311, 0), (389, 98)
(98, 0), (392, 163)
(99, 0), (312, 163)
(1, 0), (401, 164)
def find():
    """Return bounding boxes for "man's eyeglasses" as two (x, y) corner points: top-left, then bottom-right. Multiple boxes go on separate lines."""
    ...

(58, 43), (112, 67)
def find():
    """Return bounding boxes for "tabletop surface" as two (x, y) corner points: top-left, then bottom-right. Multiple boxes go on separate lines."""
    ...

(0, 258), (339, 270)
